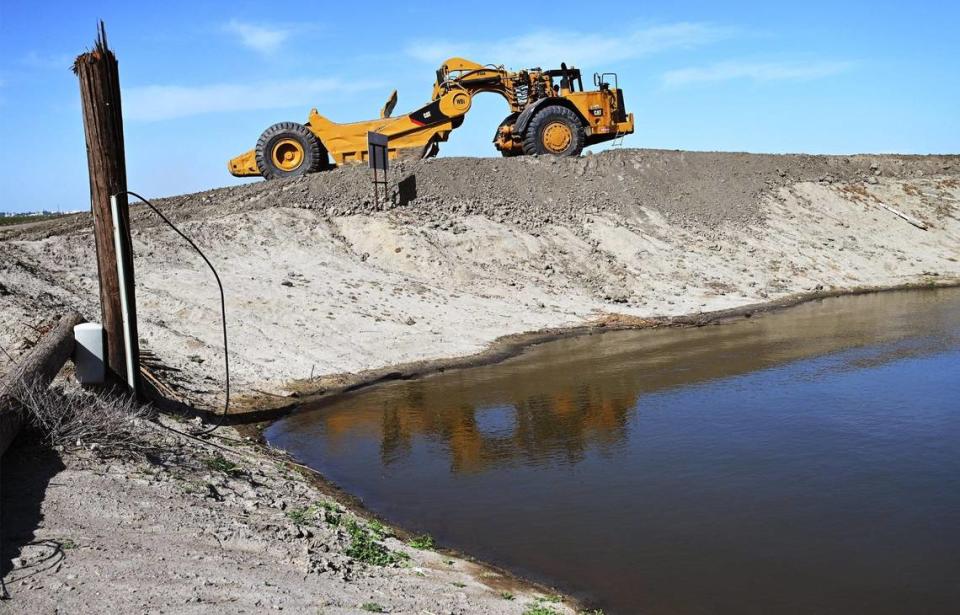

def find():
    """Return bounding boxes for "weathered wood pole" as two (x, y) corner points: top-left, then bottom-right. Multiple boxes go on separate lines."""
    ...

(73, 22), (140, 395)
(0, 313), (85, 457)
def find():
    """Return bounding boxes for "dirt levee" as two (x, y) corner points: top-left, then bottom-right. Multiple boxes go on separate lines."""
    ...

(2, 149), (958, 398)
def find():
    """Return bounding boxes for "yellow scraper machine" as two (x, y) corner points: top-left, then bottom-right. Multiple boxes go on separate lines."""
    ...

(228, 57), (634, 179)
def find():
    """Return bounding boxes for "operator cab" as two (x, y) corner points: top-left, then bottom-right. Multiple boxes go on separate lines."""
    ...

(593, 72), (619, 91)
(546, 62), (584, 95)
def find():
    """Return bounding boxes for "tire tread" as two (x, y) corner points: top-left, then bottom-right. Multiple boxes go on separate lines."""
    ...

(255, 122), (326, 180)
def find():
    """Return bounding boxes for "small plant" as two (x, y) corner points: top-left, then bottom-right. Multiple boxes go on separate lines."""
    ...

(318, 503), (341, 525)
(60, 538), (78, 550)
(539, 594), (562, 603)
(523, 606), (559, 615)
(368, 519), (392, 540)
(452, 581), (466, 588)
(286, 508), (306, 524)
(204, 454), (243, 476)
(344, 520), (404, 566)
(500, 591), (515, 601)
(286, 505), (318, 525)
(324, 510), (341, 526)
(409, 534), (435, 550)
(361, 603), (385, 613)
(320, 501), (342, 525)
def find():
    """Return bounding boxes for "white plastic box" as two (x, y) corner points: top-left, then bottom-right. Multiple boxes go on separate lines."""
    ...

(74, 323), (105, 384)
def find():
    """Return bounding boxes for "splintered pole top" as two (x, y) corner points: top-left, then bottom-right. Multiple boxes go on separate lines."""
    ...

(72, 20), (114, 74)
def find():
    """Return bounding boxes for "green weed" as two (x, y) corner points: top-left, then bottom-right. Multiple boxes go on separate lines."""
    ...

(324, 510), (341, 526)
(344, 520), (405, 566)
(286, 505), (319, 525)
(368, 519), (392, 540)
(409, 534), (435, 550)
(204, 454), (242, 475)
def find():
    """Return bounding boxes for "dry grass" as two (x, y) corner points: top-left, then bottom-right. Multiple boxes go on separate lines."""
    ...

(838, 183), (878, 204)
(14, 383), (155, 455)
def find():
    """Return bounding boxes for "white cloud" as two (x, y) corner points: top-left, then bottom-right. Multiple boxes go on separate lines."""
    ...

(405, 22), (735, 68)
(662, 60), (854, 87)
(223, 19), (290, 55)
(123, 78), (380, 121)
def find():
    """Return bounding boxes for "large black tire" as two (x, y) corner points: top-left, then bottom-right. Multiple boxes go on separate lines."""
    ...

(495, 112), (521, 157)
(255, 122), (327, 180)
(521, 105), (585, 157)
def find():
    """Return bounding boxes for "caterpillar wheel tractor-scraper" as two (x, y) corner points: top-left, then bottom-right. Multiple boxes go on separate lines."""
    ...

(228, 57), (634, 180)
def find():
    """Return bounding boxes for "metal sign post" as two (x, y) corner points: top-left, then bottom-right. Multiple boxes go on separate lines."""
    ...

(367, 131), (389, 207)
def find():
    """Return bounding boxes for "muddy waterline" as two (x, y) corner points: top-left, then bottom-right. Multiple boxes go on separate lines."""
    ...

(267, 289), (960, 614)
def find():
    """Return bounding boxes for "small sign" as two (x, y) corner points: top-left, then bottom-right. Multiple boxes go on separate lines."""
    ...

(367, 131), (389, 171)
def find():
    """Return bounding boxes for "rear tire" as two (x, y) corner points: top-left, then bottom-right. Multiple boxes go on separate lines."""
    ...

(522, 105), (585, 157)
(255, 122), (326, 180)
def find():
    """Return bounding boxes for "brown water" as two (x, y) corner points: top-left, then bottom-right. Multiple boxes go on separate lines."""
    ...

(267, 289), (960, 614)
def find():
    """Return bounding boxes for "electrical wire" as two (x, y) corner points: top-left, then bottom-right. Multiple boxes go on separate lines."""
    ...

(118, 191), (229, 435)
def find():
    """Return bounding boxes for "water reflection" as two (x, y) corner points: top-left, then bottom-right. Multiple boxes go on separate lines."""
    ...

(289, 288), (960, 475)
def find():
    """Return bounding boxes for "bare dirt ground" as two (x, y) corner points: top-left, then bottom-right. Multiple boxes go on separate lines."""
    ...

(1, 148), (959, 613)
(2, 383), (569, 614)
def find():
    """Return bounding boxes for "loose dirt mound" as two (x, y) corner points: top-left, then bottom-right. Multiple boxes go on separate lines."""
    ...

(292, 149), (956, 229)
(6, 149), (955, 241)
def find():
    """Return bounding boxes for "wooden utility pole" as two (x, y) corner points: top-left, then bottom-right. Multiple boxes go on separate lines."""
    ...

(73, 22), (140, 395)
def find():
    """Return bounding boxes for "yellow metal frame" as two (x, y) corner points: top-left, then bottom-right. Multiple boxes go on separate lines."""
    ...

(228, 57), (634, 178)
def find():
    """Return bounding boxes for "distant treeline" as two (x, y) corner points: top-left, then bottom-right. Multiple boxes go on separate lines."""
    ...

(0, 211), (79, 226)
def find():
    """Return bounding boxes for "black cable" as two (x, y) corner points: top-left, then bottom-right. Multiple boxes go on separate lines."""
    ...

(119, 191), (229, 435)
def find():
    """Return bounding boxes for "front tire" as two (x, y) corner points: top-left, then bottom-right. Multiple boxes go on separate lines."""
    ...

(495, 113), (521, 157)
(255, 122), (326, 180)
(522, 105), (585, 157)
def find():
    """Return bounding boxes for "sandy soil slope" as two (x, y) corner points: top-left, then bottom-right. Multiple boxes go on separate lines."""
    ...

(2, 150), (957, 399)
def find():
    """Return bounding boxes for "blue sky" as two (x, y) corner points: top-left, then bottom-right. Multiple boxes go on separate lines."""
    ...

(1, 0), (957, 213)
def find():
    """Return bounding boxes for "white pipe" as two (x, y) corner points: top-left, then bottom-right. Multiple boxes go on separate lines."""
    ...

(110, 194), (136, 391)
